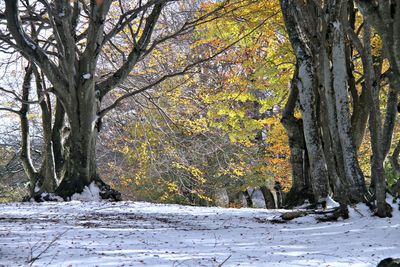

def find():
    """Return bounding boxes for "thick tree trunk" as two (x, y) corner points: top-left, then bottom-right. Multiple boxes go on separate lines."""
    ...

(332, 21), (366, 202)
(297, 60), (330, 202)
(55, 79), (121, 200)
(281, 0), (331, 204)
(317, 46), (348, 204)
(56, 82), (98, 198)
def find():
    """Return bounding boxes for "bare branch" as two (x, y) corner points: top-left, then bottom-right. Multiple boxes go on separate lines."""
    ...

(99, 16), (270, 117)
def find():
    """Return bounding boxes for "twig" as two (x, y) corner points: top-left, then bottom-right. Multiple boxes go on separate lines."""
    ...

(28, 229), (68, 266)
(218, 255), (232, 267)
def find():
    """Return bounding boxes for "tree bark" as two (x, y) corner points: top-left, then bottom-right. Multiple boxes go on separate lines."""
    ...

(33, 68), (58, 193)
(52, 99), (66, 178)
(281, 70), (312, 207)
(260, 186), (276, 209)
(19, 66), (38, 197)
(363, 24), (390, 217)
(332, 19), (366, 201)
(297, 59), (330, 202)
(56, 80), (99, 198)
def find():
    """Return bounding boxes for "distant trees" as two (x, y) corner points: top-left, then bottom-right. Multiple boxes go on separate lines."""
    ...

(106, 0), (295, 205)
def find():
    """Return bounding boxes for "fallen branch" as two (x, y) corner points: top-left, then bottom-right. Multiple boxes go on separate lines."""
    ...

(28, 229), (68, 266)
(218, 255), (232, 267)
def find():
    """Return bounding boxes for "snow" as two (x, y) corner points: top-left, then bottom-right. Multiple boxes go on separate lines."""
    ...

(0, 201), (399, 266)
(325, 195), (340, 209)
(82, 73), (92, 79)
(34, 183), (40, 193)
(92, 115), (100, 131)
(332, 21), (341, 31)
(70, 182), (101, 202)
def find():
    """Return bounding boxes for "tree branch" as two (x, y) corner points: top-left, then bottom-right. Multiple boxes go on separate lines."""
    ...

(4, 0), (68, 97)
(99, 16), (269, 117)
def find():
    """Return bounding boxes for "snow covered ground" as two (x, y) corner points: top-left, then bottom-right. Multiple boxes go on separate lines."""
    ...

(0, 200), (399, 267)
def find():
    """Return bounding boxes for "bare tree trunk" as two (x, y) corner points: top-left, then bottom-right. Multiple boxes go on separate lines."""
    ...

(56, 80), (99, 198)
(363, 24), (390, 217)
(34, 68), (58, 193)
(281, 70), (312, 207)
(52, 99), (66, 178)
(318, 48), (348, 204)
(260, 186), (276, 209)
(19, 66), (60, 197)
(382, 89), (398, 158)
(297, 59), (330, 202)
(332, 19), (366, 201)
(19, 66), (38, 197)
(351, 89), (369, 151)
(242, 189), (253, 207)
(281, 0), (330, 204)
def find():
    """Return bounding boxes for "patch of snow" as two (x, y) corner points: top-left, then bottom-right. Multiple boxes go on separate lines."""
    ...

(332, 20), (341, 31)
(91, 115), (100, 131)
(58, 11), (65, 18)
(71, 182), (101, 202)
(34, 184), (40, 193)
(326, 195), (340, 209)
(82, 73), (91, 79)
(295, 200), (311, 209)
(0, 201), (398, 266)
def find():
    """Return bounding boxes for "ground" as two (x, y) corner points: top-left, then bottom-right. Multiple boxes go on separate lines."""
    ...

(0, 200), (399, 267)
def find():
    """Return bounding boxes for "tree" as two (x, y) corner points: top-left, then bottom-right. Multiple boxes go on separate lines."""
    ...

(0, 0), (231, 199)
(280, 0), (397, 217)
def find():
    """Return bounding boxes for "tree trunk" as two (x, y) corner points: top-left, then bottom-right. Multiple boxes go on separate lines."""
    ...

(52, 99), (66, 178)
(318, 47), (349, 205)
(332, 20), (366, 202)
(281, 0), (331, 204)
(382, 89), (398, 158)
(297, 59), (330, 202)
(260, 186), (276, 209)
(34, 68), (58, 193)
(281, 72), (312, 207)
(363, 24), (390, 217)
(390, 141), (400, 173)
(351, 89), (369, 152)
(242, 189), (253, 207)
(56, 79), (99, 198)
(19, 66), (38, 197)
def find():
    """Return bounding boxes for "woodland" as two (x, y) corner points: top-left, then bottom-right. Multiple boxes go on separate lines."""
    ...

(0, 0), (400, 220)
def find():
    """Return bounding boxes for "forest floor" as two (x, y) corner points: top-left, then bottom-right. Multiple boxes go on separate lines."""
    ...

(0, 199), (399, 267)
